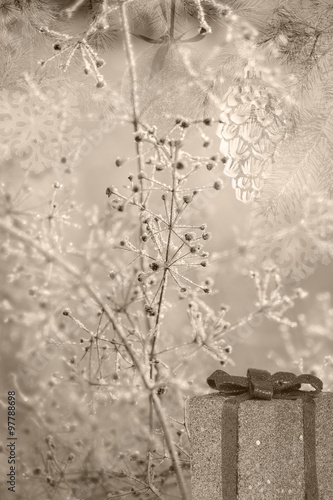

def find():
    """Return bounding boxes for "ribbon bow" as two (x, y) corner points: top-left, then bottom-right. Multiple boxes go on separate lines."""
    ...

(207, 368), (323, 400)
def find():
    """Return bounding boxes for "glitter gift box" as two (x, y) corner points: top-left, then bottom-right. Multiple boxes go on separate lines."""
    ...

(189, 369), (333, 500)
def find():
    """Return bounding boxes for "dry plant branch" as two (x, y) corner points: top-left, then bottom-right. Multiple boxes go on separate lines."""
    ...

(0, 217), (189, 500)
(118, 2), (189, 497)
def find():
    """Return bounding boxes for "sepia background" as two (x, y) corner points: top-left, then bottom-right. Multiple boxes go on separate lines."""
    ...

(1, 1), (333, 498)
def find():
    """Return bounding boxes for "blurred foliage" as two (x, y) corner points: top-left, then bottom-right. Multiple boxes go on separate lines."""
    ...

(1, 0), (333, 499)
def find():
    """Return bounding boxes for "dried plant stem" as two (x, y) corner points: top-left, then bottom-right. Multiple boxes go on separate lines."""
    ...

(118, 0), (144, 187)
(151, 392), (189, 497)
(147, 153), (179, 482)
(0, 219), (148, 383)
(118, 0), (156, 462)
(118, 0), (151, 326)
(170, 0), (176, 39)
(118, 7), (189, 499)
(150, 149), (179, 364)
(0, 218), (190, 500)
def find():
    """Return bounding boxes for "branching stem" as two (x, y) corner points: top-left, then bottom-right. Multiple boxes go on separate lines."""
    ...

(118, 4), (188, 495)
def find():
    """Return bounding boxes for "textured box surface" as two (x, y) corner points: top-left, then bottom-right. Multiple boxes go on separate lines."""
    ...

(189, 392), (333, 500)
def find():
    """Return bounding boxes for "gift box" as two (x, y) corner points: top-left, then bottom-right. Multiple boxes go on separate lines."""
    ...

(189, 369), (333, 500)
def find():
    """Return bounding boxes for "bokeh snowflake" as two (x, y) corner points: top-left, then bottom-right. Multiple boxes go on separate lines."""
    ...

(250, 195), (333, 282)
(0, 82), (83, 173)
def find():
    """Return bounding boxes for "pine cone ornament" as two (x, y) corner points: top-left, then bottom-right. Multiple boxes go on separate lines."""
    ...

(217, 78), (287, 203)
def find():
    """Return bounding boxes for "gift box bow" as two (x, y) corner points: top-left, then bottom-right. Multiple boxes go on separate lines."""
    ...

(207, 367), (323, 400)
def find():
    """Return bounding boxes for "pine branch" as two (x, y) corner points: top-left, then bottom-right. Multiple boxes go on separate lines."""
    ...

(258, 126), (333, 216)
(257, 38), (333, 215)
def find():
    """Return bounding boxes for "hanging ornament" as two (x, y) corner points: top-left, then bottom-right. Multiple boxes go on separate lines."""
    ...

(217, 70), (287, 203)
